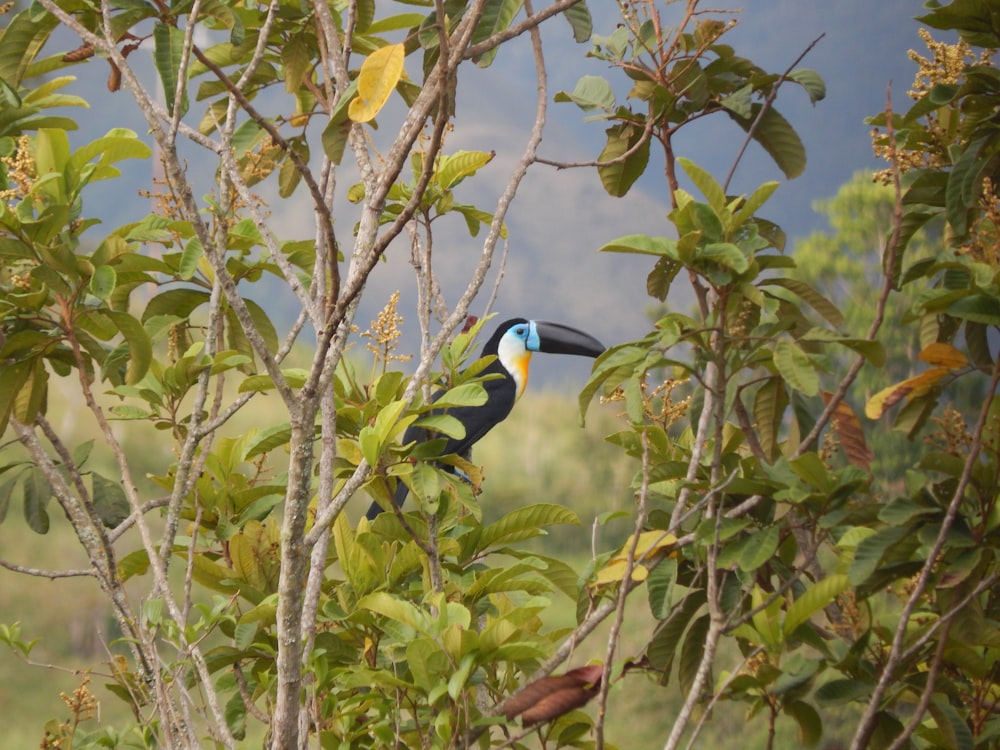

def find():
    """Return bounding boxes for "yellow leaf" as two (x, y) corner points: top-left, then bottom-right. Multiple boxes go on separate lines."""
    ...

(348, 43), (405, 123)
(592, 530), (676, 586)
(918, 342), (968, 369)
(865, 367), (948, 419)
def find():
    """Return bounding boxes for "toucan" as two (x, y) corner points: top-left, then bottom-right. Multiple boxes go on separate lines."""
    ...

(365, 318), (605, 519)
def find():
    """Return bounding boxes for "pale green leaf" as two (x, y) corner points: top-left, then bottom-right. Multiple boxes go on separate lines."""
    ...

(773, 340), (818, 396)
(478, 503), (579, 551)
(554, 74), (615, 111)
(783, 574), (849, 635)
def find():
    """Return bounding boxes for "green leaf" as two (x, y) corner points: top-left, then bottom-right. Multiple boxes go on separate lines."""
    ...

(22, 470), (50, 534)
(562, 1), (592, 42)
(431, 382), (488, 409)
(153, 22), (188, 117)
(478, 503), (579, 551)
(178, 237), (202, 280)
(357, 591), (430, 633)
(727, 104), (806, 180)
(787, 68), (826, 104)
(761, 278), (843, 328)
(814, 678), (872, 706)
(554, 75), (615, 112)
(738, 525), (780, 572)
(0, 10), (58, 88)
(784, 699), (823, 747)
(599, 234), (677, 256)
(0, 478), (14, 524)
(91, 472), (130, 527)
(678, 157), (726, 213)
(141, 288), (210, 323)
(773, 340), (818, 396)
(597, 121), (650, 198)
(678, 614), (711, 697)
(435, 150), (494, 190)
(646, 590), (706, 677)
(848, 525), (910, 586)
(783, 574), (848, 636)
(646, 557), (676, 620)
(469, 0), (524, 68)
(107, 311), (152, 385)
(88, 264), (116, 301)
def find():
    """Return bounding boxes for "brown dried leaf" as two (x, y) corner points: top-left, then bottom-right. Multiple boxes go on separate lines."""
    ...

(107, 60), (122, 92)
(62, 44), (94, 62)
(822, 392), (873, 470)
(503, 665), (604, 725)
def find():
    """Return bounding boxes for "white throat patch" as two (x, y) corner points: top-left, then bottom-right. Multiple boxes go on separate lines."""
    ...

(497, 333), (531, 399)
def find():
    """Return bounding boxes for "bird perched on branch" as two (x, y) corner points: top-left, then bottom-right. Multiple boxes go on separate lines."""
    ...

(365, 317), (605, 519)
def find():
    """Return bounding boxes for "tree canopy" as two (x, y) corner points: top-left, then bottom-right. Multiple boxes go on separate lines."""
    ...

(2, 1), (1000, 749)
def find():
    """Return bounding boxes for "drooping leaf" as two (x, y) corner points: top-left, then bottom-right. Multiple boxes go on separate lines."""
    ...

(597, 121), (650, 198)
(865, 368), (948, 419)
(754, 376), (787, 461)
(761, 278), (843, 328)
(22, 469), (50, 534)
(92, 472), (130, 527)
(787, 68), (826, 104)
(153, 22), (188, 117)
(593, 530), (677, 586)
(727, 104), (806, 179)
(784, 699), (823, 747)
(848, 525), (911, 586)
(107, 311), (152, 385)
(821, 393), (874, 471)
(348, 43), (405, 123)
(562, 1), (592, 43)
(677, 614), (712, 696)
(468, 0), (524, 67)
(773, 340), (818, 396)
(783, 574), (849, 636)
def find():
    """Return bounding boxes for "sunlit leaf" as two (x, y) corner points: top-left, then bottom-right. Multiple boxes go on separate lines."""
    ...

(554, 75), (615, 112)
(348, 43), (405, 123)
(773, 340), (818, 396)
(783, 574), (848, 635)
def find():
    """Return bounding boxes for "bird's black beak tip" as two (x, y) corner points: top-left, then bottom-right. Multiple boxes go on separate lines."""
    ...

(534, 321), (605, 358)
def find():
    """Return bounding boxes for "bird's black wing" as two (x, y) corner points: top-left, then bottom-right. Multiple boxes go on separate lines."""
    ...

(364, 371), (517, 519)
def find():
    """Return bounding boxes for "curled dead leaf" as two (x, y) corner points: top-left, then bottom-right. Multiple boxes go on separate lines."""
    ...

(503, 665), (604, 725)
(62, 44), (94, 62)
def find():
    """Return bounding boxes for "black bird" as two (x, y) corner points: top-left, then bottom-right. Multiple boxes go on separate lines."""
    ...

(365, 318), (605, 519)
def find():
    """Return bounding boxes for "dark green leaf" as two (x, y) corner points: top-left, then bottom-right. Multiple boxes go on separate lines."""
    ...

(22, 469), (50, 534)
(92, 472), (130, 527)
(153, 22), (188, 117)
(784, 699), (822, 747)
(678, 614), (711, 698)
(727, 104), (806, 179)
(597, 122), (650, 198)
(562, 1), (592, 43)
(787, 68), (826, 104)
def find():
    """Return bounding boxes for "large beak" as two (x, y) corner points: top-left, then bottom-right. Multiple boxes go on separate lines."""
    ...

(528, 321), (605, 357)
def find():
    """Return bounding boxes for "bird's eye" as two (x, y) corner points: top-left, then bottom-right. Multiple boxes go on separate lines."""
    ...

(515, 326), (526, 336)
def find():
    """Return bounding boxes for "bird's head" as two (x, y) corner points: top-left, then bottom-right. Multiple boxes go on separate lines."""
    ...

(487, 318), (605, 399)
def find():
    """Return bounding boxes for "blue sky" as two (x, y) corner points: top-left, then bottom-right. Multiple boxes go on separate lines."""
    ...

(352, 1), (932, 384)
(55, 1), (938, 384)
